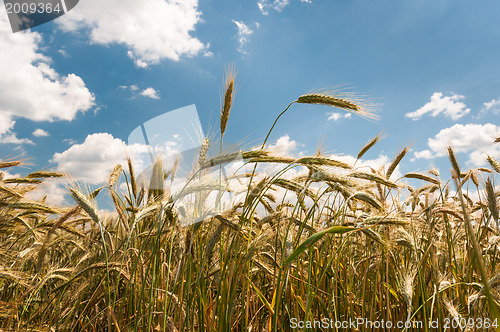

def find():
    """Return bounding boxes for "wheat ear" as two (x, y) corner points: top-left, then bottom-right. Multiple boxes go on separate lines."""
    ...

(220, 65), (236, 137)
(297, 93), (378, 120)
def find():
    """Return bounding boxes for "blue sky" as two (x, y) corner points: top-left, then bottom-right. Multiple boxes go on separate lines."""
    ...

(1, 0), (500, 203)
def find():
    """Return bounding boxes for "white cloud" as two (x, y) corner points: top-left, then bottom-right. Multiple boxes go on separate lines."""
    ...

(257, 0), (311, 15)
(57, 0), (207, 67)
(51, 133), (151, 185)
(0, 113), (33, 144)
(267, 135), (299, 156)
(0, 112), (14, 136)
(0, 134), (33, 145)
(26, 178), (69, 206)
(232, 20), (254, 54)
(58, 48), (69, 57)
(413, 149), (433, 160)
(406, 92), (470, 120)
(328, 112), (352, 121)
(258, 0), (289, 14)
(483, 98), (500, 113)
(413, 123), (500, 166)
(32, 129), (49, 137)
(63, 138), (77, 145)
(0, 12), (94, 143)
(51, 132), (182, 185)
(140, 87), (160, 100)
(119, 85), (160, 99)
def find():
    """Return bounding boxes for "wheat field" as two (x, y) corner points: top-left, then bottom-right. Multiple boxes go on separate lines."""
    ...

(1, 80), (500, 331)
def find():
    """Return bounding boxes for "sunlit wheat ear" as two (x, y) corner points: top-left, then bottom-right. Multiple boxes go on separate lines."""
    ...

(220, 65), (236, 137)
(0, 184), (23, 198)
(357, 133), (384, 160)
(197, 137), (210, 167)
(0, 160), (21, 169)
(386, 147), (408, 179)
(26, 171), (64, 179)
(447, 147), (461, 177)
(442, 299), (462, 323)
(69, 187), (100, 224)
(107, 165), (122, 188)
(485, 178), (499, 224)
(296, 92), (378, 120)
(127, 157), (137, 199)
(404, 172), (440, 185)
(487, 155), (500, 173)
(396, 266), (416, 321)
(429, 168), (440, 177)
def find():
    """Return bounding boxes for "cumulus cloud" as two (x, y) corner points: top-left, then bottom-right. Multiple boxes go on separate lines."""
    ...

(57, 0), (207, 67)
(0, 12), (94, 143)
(267, 135), (299, 156)
(140, 87), (160, 100)
(406, 92), (470, 121)
(51, 132), (183, 185)
(26, 178), (69, 206)
(32, 129), (49, 137)
(232, 20), (255, 54)
(328, 112), (352, 121)
(413, 123), (500, 166)
(0, 113), (33, 144)
(257, 0), (311, 15)
(51, 133), (151, 185)
(483, 98), (500, 113)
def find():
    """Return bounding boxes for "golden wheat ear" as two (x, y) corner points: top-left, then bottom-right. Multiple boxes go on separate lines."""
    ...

(220, 64), (236, 138)
(487, 155), (500, 173)
(296, 92), (379, 120)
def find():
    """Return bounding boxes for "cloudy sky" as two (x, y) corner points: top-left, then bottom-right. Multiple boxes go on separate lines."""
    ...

(1, 0), (500, 202)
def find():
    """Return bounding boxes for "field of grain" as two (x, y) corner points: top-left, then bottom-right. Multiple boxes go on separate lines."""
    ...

(1, 78), (500, 331)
